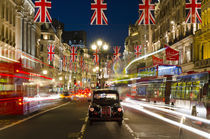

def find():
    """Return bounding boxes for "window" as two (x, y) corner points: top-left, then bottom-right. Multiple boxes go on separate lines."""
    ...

(40, 44), (44, 52)
(202, 44), (210, 60)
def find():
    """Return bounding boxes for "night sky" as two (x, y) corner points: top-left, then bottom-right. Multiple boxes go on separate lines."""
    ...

(34, 0), (140, 50)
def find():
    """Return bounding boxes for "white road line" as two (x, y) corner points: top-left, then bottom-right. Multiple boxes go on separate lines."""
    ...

(0, 102), (70, 132)
(84, 117), (88, 123)
(78, 115), (88, 139)
(123, 121), (136, 138)
(80, 124), (86, 133)
(124, 117), (129, 121)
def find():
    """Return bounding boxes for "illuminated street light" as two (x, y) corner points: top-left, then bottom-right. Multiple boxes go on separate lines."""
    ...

(43, 70), (48, 75)
(93, 68), (96, 72)
(91, 44), (97, 50)
(97, 40), (103, 46)
(103, 44), (109, 50)
(171, 21), (175, 24)
(96, 66), (99, 70)
(59, 77), (63, 81)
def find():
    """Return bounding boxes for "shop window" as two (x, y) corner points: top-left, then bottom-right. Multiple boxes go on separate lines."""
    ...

(202, 44), (210, 60)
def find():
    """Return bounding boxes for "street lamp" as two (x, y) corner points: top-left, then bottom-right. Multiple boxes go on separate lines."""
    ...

(96, 66), (99, 71)
(91, 39), (109, 88)
(43, 70), (48, 75)
(91, 44), (97, 50)
(103, 44), (109, 50)
(91, 40), (109, 51)
(97, 40), (103, 46)
(59, 77), (63, 81)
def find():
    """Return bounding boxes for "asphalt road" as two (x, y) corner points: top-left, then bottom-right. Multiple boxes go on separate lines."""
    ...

(0, 101), (206, 139)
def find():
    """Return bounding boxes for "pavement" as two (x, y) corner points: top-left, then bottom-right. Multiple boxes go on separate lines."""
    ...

(0, 100), (208, 139)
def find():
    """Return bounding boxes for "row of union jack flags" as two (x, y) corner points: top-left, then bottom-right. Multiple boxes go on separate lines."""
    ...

(48, 45), (87, 71)
(34, 0), (202, 24)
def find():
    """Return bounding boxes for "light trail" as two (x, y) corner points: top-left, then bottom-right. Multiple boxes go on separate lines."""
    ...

(110, 77), (141, 84)
(24, 94), (61, 102)
(125, 47), (167, 74)
(126, 99), (210, 125)
(0, 55), (19, 63)
(122, 102), (210, 139)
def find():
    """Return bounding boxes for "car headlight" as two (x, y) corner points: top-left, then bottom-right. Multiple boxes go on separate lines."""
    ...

(118, 108), (122, 112)
(89, 107), (94, 112)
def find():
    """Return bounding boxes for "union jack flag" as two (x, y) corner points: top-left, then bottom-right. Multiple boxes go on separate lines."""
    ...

(63, 56), (66, 69)
(113, 46), (121, 60)
(93, 49), (99, 65)
(138, 0), (156, 25)
(34, 0), (52, 23)
(85, 64), (89, 73)
(70, 46), (77, 63)
(135, 45), (142, 58)
(69, 59), (73, 71)
(185, 0), (202, 24)
(80, 56), (84, 70)
(91, 0), (108, 25)
(48, 44), (55, 62)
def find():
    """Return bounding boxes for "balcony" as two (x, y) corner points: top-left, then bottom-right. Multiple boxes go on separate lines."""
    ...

(195, 58), (210, 68)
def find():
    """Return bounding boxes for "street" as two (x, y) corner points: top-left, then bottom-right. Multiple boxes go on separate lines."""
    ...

(0, 101), (206, 139)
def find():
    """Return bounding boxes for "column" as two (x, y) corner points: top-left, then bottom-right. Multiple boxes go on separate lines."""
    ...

(23, 18), (28, 52)
(27, 21), (31, 54)
(31, 25), (36, 57)
(15, 12), (23, 60)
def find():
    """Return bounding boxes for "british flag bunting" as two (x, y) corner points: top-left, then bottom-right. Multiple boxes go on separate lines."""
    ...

(48, 44), (55, 63)
(138, 0), (156, 25)
(113, 46), (121, 61)
(185, 0), (202, 24)
(34, 0), (52, 23)
(135, 45), (142, 58)
(91, 0), (108, 25)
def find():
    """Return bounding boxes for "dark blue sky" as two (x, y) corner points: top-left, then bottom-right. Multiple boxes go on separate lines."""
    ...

(40, 0), (139, 49)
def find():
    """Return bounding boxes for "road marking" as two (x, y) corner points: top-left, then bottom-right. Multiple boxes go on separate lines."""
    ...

(78, 115), (88, 139)
(0, 102), (70, 132)
(124, 117), (129, 121)
(123, 121), (136, 138)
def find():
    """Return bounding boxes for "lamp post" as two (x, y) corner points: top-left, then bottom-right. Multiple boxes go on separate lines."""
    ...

(91, 40), (109, 88)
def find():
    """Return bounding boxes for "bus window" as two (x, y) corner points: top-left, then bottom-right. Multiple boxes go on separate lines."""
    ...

(181, 82), (186, 99)
(192, 81), (200, 100)
(176, 82), (182, 99)
(160, 83), (165, 98)
(171, 83), (177, 99)
(185, 82), (192, 99)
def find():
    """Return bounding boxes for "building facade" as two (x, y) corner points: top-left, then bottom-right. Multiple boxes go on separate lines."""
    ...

(194, 0), (210, 71)
(152, 0), (199, 72)
(0, 0), (37, 69)
(124, 0), (203, 74)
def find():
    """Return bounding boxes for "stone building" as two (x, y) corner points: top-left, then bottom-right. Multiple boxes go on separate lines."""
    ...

(152, 0), (199, 72)
(194, 0), (210, 72)
(0, 0), (37, 69)
(124, 24), (149, 73)
(124, 0), (202, 74)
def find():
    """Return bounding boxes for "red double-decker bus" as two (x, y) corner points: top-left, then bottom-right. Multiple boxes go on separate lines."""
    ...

(0, 60), (56, 115)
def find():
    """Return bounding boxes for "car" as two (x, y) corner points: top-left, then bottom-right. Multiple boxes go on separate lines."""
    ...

(88, 89), (123, 125)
